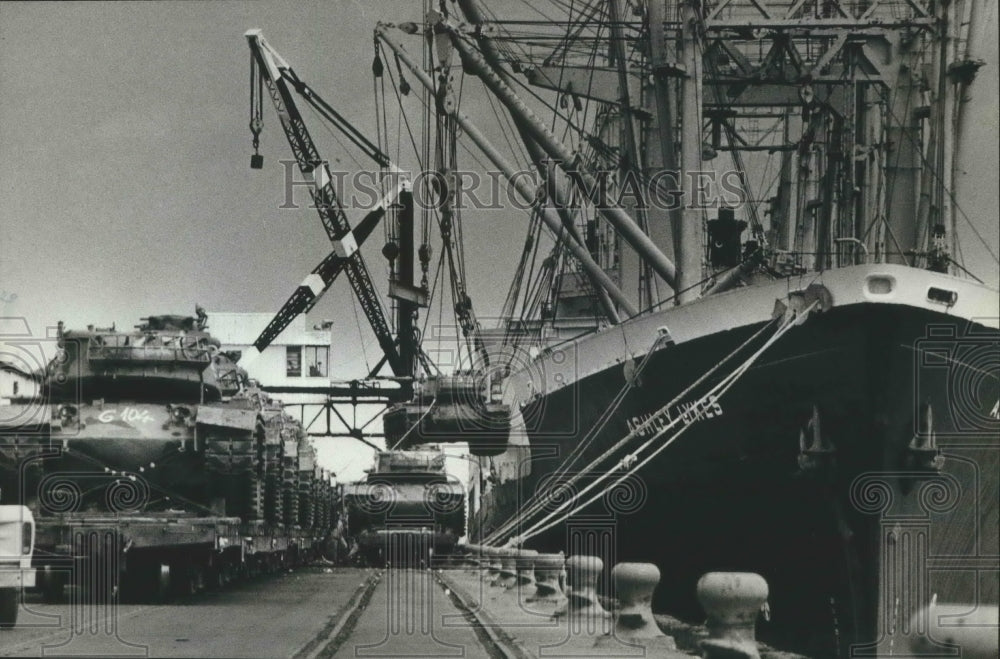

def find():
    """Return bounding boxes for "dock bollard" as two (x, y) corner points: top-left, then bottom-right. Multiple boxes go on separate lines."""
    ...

(515, 548), (538, 595)
(595, 562), (677, 651)
(696, 572), (768, 659)
(613, 563), (675, 643)
(496, 548), (519, 589)
(527, 552), (566, 605)
(554, 555), (610, 620)
(462, 543), (482, 572)
(484, 546), (502, 585)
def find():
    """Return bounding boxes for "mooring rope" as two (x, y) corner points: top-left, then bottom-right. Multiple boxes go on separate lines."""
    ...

(482, 315), (778, 545)
(485, 300), (816, 547)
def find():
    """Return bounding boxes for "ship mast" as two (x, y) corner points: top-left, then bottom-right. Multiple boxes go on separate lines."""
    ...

(676, 0), (706, 302)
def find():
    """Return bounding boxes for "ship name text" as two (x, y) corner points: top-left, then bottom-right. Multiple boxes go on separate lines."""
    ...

(626, 394), (724, 437)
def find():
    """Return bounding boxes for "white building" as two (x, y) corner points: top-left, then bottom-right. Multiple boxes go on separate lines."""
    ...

(0, 360), (41, 410)
(0, 360), (40, 405)
(206, 312), (332, 389)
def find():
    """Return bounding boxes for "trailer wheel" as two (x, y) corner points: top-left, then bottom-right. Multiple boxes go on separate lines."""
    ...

(186, 565), (204, 596)
(0, 588), (18, 628)
(155, 564), (171, 601)
(39, 568), (66, 603)
(210, 564), (225, 591)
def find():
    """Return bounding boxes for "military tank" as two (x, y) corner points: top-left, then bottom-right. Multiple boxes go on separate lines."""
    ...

(342, 448), (464, 566)
(0, 309), (333, 528)
(382, 373), (512, 457)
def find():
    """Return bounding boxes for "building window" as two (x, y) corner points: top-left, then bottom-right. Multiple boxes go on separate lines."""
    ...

(305, 345), (329, 377)
(286, 346), (301, 377)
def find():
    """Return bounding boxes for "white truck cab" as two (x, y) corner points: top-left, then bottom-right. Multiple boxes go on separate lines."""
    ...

(0, 505), (35, 627)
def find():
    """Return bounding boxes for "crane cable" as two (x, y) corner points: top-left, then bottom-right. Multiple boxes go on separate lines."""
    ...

(387, 397), (438, 451)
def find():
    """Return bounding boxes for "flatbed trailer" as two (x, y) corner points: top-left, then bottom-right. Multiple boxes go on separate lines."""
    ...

(31, 513), (326, 600)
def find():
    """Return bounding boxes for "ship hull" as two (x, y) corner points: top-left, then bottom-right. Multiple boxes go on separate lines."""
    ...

(471, 267), (999, 657)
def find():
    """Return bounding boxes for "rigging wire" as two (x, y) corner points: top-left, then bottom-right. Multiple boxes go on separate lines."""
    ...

(383, 55), (425, 174)
(301, 101), (365, 171)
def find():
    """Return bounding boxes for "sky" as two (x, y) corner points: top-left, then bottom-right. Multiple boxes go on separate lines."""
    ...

(1, 1), (998, 479)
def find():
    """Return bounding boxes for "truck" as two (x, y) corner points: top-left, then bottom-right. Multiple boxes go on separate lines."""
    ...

(0, 504), (35, 627)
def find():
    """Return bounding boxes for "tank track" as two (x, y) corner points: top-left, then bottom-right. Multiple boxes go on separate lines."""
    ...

(262, 438), (283, 525)
(195, 394), (330, 532)
(298, 477), (315, 528)
(297, 437), (317, 529)
(281, 447), (299, 527)
(202, 420), (264, 520)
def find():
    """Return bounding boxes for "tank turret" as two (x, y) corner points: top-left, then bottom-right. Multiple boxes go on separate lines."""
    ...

(47, 309), (242, 404)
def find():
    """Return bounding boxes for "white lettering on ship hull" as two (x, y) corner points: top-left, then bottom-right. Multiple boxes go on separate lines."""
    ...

(626, 394), (723, 438)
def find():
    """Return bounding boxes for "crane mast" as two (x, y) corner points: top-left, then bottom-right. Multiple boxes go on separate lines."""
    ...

(245, 30), (406, 376)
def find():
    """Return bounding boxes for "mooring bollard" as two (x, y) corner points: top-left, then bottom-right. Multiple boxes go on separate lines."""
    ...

(614, 563), (674, 641)
(595, 562), (677, 651)
(484, 546), (502, 585)
(696, 572), (768, 659)
(515, 548), (538, 596)
(496, 548), (519, 589)
(554, 554), (610, 620)
(527, 551), (566, 605)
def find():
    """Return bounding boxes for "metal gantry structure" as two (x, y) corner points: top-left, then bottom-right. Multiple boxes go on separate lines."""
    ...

(268, 380), (411, 443)
(245, 30), (413, 379)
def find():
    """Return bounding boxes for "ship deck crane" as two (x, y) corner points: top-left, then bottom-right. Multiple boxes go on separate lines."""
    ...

(245, 29), (413, 377)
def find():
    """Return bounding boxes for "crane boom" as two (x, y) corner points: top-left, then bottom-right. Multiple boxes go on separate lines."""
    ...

(242, 203), (383, 364)
(245, 29), (403, 375)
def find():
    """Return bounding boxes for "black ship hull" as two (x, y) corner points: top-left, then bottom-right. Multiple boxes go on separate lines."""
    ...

(470, 266), (999, 657)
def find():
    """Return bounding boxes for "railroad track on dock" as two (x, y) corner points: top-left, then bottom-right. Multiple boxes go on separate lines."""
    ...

(295, 567), (526, 659)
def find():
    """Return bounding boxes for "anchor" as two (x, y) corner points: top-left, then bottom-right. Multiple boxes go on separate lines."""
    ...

(907, 402), (945, 473)
(797, 405), (836, 474)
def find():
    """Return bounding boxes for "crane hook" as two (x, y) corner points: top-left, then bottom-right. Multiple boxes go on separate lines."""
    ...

(250, 57), (264, 169)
